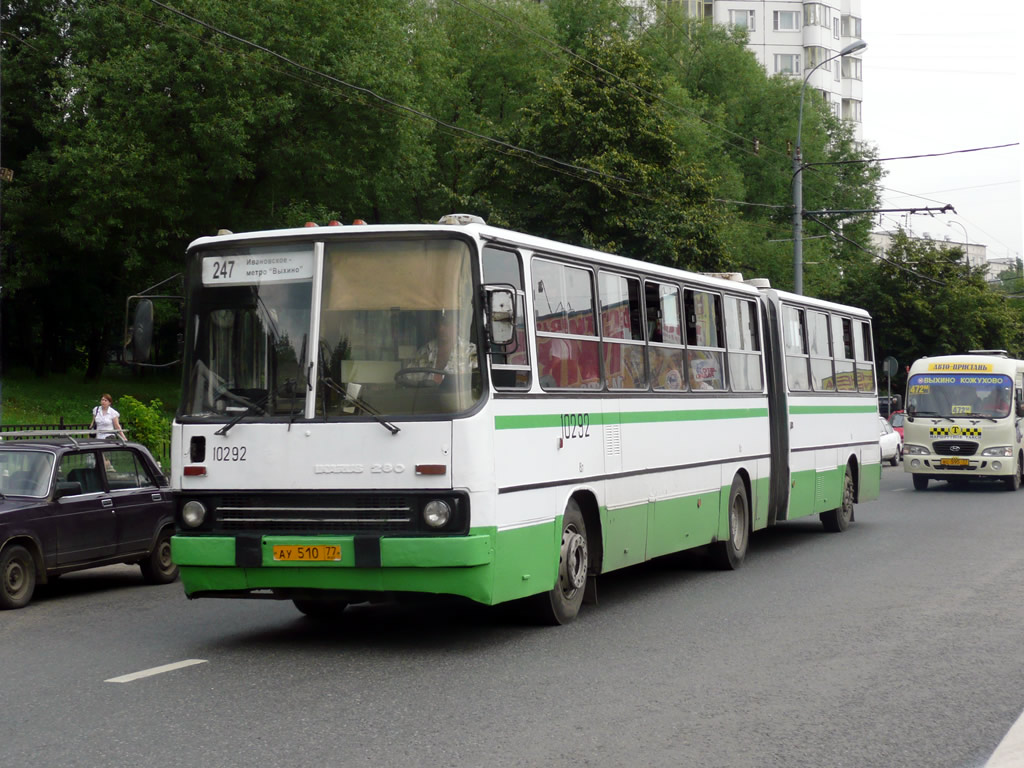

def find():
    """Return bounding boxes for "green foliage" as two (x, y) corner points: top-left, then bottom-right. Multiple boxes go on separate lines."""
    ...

(115, 395), (172, 464)
(0, 0), (1007, 388)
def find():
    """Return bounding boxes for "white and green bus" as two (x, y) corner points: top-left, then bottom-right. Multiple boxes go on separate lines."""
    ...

(902, 352), (1024, 491)
(168, 215), (881, 623)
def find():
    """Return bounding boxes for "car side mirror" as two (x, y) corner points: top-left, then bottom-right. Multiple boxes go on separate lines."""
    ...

(54, 481), (83, 499)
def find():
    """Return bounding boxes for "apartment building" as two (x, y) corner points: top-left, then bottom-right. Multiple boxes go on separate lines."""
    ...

(673, 1), (865, 140)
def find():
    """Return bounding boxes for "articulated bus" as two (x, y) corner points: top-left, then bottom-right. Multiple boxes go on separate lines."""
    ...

(167, 215), (880, 624)
(903, 352), (1024, 491)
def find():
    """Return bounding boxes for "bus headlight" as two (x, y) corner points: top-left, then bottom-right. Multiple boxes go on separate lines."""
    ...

(982, 446), (1013, 457)
(423, 500), (452, 528)
(903, 444), (929, 455)
(181, 500), (207, 528)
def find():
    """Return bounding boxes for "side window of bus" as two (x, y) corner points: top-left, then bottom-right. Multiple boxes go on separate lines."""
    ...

(533, 259), (600, 390)
(782, 305), (811, 391)
(832, 315), (857, 391)
(646, 281), (685, 391)
(855, 319), (875, 392)
(724, 296), (762, 392)
(599, 272), (647, 390)
(684, 289), (726, 391)
(808, 310), (835, 391)
(483, 247), (531, 390)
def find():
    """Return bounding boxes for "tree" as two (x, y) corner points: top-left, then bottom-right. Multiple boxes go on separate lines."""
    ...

(467, 30), (727, 272)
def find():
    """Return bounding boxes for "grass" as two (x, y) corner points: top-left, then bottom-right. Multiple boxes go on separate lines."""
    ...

(0, 366), (180, 425)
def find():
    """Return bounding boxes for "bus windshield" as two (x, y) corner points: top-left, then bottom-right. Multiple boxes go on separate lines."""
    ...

(181, 237), (481, 420)
(907, 373), (1013, 419)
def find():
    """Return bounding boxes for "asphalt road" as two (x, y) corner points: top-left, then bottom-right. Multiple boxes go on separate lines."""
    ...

(3, 464), (1023, 768)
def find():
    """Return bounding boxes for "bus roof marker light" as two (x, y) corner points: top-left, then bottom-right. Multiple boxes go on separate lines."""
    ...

(352, 219), (367, 225)
(304, 222), (318, 227)
(437, 213), (485, 226)
(327, 220), (342, 226)
(216, 228), (233, 236)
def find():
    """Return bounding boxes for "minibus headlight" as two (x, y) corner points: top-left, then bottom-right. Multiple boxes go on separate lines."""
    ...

(982, 446), (1013, 457)
(423, 500), (452, 528)
(903, 444), (929, 455)
(181, 500), (207, 528)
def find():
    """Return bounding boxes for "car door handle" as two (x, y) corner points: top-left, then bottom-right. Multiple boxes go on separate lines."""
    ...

(102, 498), (114, 508)
(151, 493), (163, 501)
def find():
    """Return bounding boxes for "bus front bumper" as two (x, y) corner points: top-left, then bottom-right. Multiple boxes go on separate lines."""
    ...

(171, 533), (496, 603)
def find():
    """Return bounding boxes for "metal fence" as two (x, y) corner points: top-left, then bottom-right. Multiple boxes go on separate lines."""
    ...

(0, 420), (170, 467)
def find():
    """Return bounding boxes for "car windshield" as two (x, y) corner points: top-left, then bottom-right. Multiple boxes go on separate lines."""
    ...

(907, 373), (1013, 419)
(0, 451), (55, 497)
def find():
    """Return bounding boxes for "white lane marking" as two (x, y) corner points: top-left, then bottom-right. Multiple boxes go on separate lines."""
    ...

(987, 707), (1024, 767)
(105, 659), (207, 683)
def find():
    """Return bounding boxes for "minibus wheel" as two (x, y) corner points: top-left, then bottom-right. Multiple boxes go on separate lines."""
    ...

(821, 468), (854, 532)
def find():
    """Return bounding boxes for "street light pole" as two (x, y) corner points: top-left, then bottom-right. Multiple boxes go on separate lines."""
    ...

(793, 39), (867, 295)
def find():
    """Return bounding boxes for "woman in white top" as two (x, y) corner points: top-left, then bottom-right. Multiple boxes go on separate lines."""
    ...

(91, 393), (126, 440)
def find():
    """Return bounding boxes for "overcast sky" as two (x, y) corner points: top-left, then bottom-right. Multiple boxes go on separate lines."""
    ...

(859, 0), (1022, 263)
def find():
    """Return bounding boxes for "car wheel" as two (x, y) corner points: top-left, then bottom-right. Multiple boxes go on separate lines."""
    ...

(140, 528), (179, 584)
(1, 544), (37, 610)
(889, 450), (899, 467)
(529, 498), (589, 625)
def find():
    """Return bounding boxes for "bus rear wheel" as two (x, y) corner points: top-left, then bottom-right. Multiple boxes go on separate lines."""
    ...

(709, 476), (749, 570)
(821, 468), (854, 532)
(530, 499), (588, 625)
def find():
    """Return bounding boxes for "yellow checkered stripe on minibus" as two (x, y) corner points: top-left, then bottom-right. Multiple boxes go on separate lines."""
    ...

(929, 426), (981, 437)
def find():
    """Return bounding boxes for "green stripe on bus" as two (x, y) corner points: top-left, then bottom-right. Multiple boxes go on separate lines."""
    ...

(789, 404), (878, 415)
(494, 407), (768, 430)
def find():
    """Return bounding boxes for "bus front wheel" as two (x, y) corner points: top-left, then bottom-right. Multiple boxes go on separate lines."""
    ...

(709, 476), (749, 570)
(1004, 457), (1022, 491)
(531, 499), (588, 625)
(821, 468), (854, 532)
(913, 474), (929, 491)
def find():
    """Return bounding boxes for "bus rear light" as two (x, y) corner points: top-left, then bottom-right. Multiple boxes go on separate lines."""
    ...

(184, 466), (207, 476)
(416, 464), (447, 475)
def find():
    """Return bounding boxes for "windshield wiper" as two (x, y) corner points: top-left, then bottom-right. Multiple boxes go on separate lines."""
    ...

(215, 392), (270, 436)
(319, 375), (400, 435)
(911, 411), (954, 422)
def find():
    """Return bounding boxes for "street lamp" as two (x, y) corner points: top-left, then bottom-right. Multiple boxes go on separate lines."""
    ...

(793, 39), (867, 295)
(947, 221), (969, 265)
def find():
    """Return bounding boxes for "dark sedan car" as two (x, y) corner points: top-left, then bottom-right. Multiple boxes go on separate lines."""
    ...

(0, 436), (177, 609)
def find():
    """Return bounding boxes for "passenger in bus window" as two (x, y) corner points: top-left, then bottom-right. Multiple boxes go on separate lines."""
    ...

(977, 386), (1011, 416)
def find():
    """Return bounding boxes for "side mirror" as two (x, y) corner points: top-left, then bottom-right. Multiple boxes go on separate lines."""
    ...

(128, 299), (155, 364)
(485, 287), (516, 347)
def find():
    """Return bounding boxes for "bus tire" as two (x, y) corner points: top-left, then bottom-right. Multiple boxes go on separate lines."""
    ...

(820, 468), (854, 532)
(531, 499), (588, 625)
(710, 476), (749, 570)
(912, 474), (928, 491)
(293, 597), (349, 621)
(1, 545), (37, 610)
(1004, 457), (1022, 491)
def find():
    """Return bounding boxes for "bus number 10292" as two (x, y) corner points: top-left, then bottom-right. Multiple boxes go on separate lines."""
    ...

(560, 413), (591, 439)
